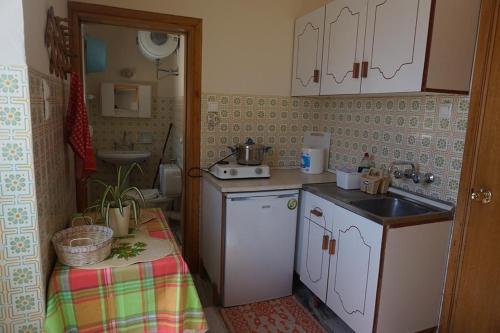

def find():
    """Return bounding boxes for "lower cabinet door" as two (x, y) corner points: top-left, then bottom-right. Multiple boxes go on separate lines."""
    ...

(300, 217), (331, 302)
(326, 206), (383, 333)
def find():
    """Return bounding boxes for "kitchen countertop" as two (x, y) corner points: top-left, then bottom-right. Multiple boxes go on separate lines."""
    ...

(303, 183), (454, 227)
(203, 168), (337, 193)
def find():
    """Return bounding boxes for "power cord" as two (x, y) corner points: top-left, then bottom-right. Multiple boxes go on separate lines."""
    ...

(187, 151), (238, 178)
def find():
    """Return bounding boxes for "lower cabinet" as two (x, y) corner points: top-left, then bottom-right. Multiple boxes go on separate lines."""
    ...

(326, 205), (382, 333)
(298, 191), (452, 333)
(300, 217), (331, 302)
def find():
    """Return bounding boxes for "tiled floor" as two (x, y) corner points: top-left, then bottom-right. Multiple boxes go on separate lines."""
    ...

(193, 274), (353, 333)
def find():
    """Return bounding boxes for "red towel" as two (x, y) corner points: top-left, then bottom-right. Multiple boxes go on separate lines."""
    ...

(66, 72), (96, 172)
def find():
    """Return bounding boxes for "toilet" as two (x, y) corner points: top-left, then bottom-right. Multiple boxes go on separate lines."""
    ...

(131, 164), (182, 210)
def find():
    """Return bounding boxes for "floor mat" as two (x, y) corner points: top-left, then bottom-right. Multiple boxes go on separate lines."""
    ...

(220, 295), (327, 333)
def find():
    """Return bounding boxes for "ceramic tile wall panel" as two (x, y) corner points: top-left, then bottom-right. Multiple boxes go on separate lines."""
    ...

(0, 65), (45, 332)
(200, 93), (320, 168)
(316, 95), (469, 203)
(28, 69), (76, 286)
(87, 97), (178, 201)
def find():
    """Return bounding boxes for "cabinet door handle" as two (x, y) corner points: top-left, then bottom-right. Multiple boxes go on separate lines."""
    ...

(310, 208), (323, 217)
(353, 62), (360, 78)
(313, 69), (320, 83)
(322, 235), (329, 250)
(329, 239), (336, 255)
(361, 61), (369, 78)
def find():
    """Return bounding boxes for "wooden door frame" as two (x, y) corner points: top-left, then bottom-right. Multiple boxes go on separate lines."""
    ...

(439, 0), (499, 331)
(68, 1), (202, 272)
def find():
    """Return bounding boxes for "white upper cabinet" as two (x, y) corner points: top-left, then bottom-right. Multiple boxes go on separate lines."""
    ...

(292, 0), (480, 96)
(361, 0), (432, 93)
(320, 0), (367, 95)
(291, 6), (325, 96)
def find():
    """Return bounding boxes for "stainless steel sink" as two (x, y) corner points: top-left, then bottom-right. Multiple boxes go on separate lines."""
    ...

(350, 197), (435, 218)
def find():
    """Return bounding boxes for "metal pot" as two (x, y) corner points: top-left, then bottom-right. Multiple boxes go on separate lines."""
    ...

(228, 138), (272, 165)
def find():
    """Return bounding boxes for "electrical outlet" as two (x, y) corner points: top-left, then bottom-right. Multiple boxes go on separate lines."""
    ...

(439, 103), (452, 118)
(208, 101), (219, 112)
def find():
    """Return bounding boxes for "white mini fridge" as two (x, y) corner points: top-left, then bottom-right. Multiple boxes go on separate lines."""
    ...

(223, 190), (299, 306)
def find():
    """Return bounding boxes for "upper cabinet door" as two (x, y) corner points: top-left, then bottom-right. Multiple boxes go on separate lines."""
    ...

(291, 6), (325, 96)
(320, 0), (368, 95)
(361, 0), (432, 93)
(326, 205), (383, 333)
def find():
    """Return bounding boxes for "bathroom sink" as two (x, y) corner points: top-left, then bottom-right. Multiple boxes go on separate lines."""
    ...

(97, 150), (151, 165)
(350, 197), (435, 218)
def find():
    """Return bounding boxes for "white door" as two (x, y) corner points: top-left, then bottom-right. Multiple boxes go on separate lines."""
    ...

(291, 6), (325, 96)
(327, 205), (383, 333)
(300, 217), (331, 301)
(320, 0), (368, 95)
(361, 0), (432, 93)
(224, 191), (299, 306)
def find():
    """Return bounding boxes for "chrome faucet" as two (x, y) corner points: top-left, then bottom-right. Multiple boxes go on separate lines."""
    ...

(388, 161), (434, 184)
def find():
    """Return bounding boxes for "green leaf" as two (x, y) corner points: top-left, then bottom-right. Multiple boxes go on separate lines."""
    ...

(105, 202), (111, 227)
(117, 197), (123, 215)
(117, 165), (122, 190)
(100, 186), (112, 217)
(130, 200), (139, 227)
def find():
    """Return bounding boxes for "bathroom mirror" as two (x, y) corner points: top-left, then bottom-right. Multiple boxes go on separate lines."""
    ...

(114, 84), (139, 111)
(101, 82), (151, 118)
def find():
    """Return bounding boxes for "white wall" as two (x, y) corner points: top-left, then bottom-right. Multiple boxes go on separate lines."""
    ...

(22, 0), (67, 74)
(75, 0), (329, 96)
(0, 1), (26, 64)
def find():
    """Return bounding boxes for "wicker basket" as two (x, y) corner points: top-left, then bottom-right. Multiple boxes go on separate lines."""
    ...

(52, 217), (114, 267)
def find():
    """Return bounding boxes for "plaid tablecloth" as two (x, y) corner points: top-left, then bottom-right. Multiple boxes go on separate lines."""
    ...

(44, 208), (207, 333)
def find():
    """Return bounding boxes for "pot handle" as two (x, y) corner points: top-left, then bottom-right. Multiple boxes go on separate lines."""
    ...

(227, 146), (237, 153)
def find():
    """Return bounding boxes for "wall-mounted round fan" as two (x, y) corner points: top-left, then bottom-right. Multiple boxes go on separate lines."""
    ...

(137, 31), (179, 61)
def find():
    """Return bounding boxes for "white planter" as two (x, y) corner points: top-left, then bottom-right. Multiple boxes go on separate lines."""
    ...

(107, 205), (131, 237)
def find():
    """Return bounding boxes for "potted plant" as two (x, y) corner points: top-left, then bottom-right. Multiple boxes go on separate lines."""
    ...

(88, 162), (145, 237)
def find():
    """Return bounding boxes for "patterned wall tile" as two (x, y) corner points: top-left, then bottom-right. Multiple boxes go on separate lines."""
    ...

(28, 69), (76, 289)
(201, 92), (469, 203)
(0, 65), (45, 331)
(317, 94), (469, 202)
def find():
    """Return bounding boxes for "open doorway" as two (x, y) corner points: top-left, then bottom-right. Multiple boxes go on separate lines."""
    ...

(69, 2), (202, 271)
(83, 23), (186, 245)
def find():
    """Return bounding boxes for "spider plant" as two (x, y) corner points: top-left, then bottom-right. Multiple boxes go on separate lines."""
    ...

(88, 162), (145, 227)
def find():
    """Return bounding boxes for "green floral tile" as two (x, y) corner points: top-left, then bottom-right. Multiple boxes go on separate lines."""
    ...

(455, 118), (468, 131)
(421, 135), (432, 148)
(0, 106), (24, 127)
(423, 117), (434, 130)
(448, 178), (460, 192)
(398, 99), (407, 111)
(408, 116), (419, 128)
(453, 139), (465, 153)
(0, 73), (21, 95)
(436, 137), (448, 151)
(439, 118), (450, 130)
(13, 294), (36, 313)
(411, 99), (421, 111)
(434, 155), (446, 169)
